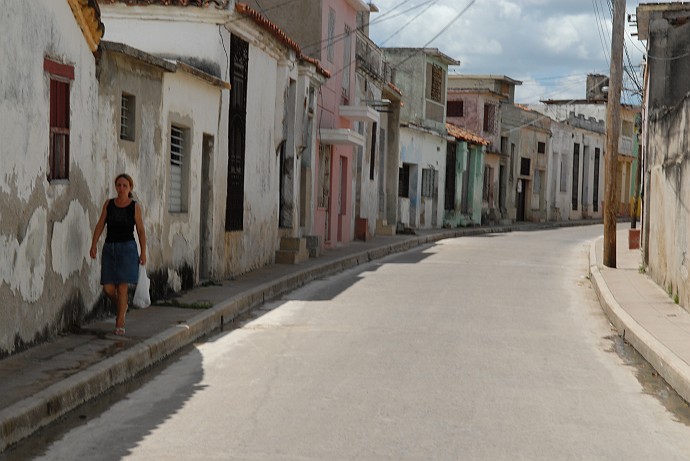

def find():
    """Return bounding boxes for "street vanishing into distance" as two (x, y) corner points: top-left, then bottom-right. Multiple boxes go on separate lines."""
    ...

(7, 225), (690, 460)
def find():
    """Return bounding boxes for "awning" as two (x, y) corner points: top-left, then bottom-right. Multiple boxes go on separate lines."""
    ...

(319, 128), (366, 147)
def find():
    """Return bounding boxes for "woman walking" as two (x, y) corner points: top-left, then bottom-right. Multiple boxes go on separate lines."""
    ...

(90, 174), (147, 335)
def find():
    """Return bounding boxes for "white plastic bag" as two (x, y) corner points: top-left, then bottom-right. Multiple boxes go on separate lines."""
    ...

(133, 265), (151, 308)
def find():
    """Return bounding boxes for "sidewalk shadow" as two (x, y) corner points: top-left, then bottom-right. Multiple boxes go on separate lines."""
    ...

(2, 348), (204, 461)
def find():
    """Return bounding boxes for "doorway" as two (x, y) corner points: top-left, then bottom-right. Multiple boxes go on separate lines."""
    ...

(516, 179), (526, 222)
(199, 134), (214, 280)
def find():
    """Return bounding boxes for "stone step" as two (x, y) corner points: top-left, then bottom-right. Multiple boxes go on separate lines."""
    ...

(275, 237), (309, 265)
(376, 219), (396, 236)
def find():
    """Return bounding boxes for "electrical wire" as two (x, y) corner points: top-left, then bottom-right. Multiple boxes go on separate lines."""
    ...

(379, 0), (442, 46)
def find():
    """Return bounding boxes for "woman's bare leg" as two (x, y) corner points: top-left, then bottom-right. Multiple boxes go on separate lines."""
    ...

(103, 284), (117, 302)
(115, 283), (129, 329)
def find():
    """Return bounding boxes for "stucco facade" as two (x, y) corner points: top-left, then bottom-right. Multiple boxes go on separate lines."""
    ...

(0, 1), (105, 354)
(244, 0), (372, 247)
(444, 124), (487, 227)
(637, 3), (690, 310)
(529, 97), (640, 218)
(98, 2), (326, 275)
(446, 75), (521, 224)
(384, 48), (459, 229)
(501, 105), (551, 223)
(548, 115), (606, 222)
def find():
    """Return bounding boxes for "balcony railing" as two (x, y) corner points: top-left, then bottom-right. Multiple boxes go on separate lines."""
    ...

(356, 31), (390, 83)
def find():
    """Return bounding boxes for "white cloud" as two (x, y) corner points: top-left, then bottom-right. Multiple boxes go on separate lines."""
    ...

(369, 0), (650, 104)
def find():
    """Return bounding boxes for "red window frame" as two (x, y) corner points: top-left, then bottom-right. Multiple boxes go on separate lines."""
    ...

(44, 58), (74, 181)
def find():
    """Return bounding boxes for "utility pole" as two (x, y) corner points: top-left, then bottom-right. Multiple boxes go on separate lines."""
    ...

(604, 0), (626, 268)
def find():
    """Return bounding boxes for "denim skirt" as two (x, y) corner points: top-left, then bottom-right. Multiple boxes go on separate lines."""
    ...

(101, 240), (139, 285)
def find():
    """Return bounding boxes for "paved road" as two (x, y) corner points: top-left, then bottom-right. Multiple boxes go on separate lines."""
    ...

(23, 226), (690, 460)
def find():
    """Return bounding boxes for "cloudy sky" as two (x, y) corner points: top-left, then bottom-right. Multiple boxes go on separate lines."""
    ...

(368, 0), (674, 105)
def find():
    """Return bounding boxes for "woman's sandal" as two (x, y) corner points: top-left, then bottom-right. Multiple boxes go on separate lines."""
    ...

(114, 327), (126, 336)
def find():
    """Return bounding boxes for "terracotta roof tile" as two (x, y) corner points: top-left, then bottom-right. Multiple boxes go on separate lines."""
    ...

(446, 123), (490, 146)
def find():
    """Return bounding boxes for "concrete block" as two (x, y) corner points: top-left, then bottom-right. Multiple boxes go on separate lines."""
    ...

(305, 235), (321, 258)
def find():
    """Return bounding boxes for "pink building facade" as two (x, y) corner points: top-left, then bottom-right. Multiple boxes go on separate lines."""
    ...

(246, 0), (373, 248)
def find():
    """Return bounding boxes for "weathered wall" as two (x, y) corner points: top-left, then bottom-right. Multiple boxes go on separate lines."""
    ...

(548, 118), (606, 222)
(646, 16), (690, 111)
(443, 141), (484, 227)
(384, 50), (427, 124)
(399, 127), (446, 229)
(161, 70), (223, 286)
(0, 1), (101, 354)
(647, 97), (690, 310)
(100, 5), (310, 277)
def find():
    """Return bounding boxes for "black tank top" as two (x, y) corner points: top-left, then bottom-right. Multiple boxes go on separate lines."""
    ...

(105, 199), (136, 243)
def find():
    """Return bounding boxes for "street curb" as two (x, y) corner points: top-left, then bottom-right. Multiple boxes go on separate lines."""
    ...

(588, 237), (690, 405)
(0, 221), (600, 451)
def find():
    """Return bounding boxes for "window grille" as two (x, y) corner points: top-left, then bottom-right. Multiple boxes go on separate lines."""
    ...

(342, 25), (352, 101)
(318, 144), (332, 208)
(421, 168), (435, 197)
(169, 125), (184, 212)
(447, 100), (464, 117)
(483, 104), (497, 133)
(120, 94), (135, 141)
(430, 64), (443, 103)
(327, 8), (336, 63)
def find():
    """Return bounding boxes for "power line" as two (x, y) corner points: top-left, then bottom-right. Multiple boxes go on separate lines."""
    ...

(379, 0), (441, 46)
(391, 0), (477, 69)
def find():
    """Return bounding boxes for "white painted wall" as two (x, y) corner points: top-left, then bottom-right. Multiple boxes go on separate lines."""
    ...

(161, 70), (223, 285)
(0, 1), (101, 354)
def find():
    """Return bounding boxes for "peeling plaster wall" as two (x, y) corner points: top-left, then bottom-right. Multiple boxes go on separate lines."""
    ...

(0, 1), (101, 354)
(97, 50), (166, 275)
(647, 98), (690, 311)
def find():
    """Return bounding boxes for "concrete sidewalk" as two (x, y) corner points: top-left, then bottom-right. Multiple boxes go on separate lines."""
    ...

(589, 229), (690, 406)
(4, 219), (687, 453)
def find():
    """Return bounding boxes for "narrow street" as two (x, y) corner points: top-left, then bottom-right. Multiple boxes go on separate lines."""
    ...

(15, 226), (690, 460)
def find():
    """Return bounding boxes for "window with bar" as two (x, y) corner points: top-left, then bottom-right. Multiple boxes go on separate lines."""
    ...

(169, 125), (187, 213)
(430, 64), (443, 103)
(120, 93), (135, 141)
(342, 25), (352, 103)
(447, 100), (463, 117)
(327, 8), (336, 63)
(483, 103), (497, 134)
(421, 168), (435, 197)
